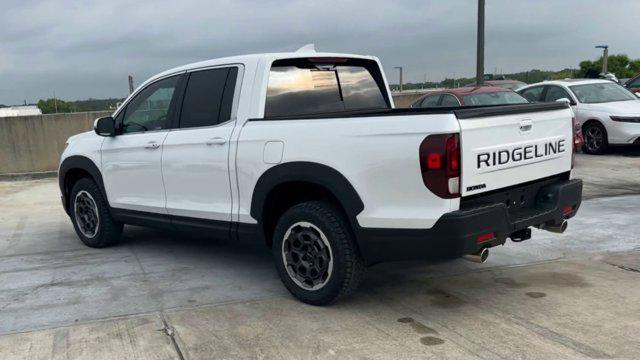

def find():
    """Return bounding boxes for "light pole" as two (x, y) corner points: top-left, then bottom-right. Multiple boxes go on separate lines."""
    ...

(476, 0), (485, 85)
(394, 67), (403, 92)
(128, 75), (135, 94)
(595, 45), (608, 74)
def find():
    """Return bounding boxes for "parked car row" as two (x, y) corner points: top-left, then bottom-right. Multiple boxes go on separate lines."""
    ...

(411, 77), (640, 155)
(518, 79), (640, 154)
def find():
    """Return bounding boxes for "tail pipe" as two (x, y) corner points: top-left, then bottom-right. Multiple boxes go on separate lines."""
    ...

(463, 247), (489, 263)
(543, 220), (568, 234)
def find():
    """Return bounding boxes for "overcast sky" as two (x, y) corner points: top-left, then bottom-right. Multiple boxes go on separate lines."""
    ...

(1, 0), (639, 105)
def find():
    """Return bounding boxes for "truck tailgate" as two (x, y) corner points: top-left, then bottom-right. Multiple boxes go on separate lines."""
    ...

(455, 103), (573, 196)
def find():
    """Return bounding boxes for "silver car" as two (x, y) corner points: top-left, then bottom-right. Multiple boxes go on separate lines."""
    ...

(518, 79), (640, 154)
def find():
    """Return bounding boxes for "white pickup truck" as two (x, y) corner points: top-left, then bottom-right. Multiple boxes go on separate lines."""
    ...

(59, 47), (582, 305)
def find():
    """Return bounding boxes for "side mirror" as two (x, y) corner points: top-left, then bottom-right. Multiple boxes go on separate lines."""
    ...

(94, 116), (116, 137)
(555, 98), (576, 106)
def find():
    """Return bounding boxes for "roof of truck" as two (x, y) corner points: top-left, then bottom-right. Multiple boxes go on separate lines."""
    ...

(142, 47), (378, 91)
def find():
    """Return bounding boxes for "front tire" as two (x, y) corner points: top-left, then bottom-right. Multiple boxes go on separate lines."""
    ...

(70, 178), (123, 248)
(272, 201), (365, 305)
(582, 122), (608, 155)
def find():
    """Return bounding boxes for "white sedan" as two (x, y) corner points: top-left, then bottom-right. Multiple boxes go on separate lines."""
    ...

(518, 79), (640, 154)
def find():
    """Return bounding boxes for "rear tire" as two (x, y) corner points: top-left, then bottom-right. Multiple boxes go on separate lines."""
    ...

(582, 122), (608, 155)
(70, 178), (123, 248)
(272, 201), (365, 305)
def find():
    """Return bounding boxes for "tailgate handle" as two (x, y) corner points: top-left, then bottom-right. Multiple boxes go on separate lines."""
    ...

(519, 120), (533, 133)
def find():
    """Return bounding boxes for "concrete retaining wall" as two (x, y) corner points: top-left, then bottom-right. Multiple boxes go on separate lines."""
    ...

(0, 111), (111, 175)
(0, 93), (441, 175)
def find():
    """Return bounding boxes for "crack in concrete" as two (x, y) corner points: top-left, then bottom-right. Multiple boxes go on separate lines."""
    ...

(159, 314), (185, 360)
(605, 262), (640, 274)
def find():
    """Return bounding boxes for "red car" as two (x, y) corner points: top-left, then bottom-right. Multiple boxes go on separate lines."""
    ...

(411, 86), (584, 151)
(410, 86), (529, 108)
(464, 80), (527, 91)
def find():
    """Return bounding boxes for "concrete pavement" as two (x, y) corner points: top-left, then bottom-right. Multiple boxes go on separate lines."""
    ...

(2, 252), (639, 359)
(0, 152), (639, 359)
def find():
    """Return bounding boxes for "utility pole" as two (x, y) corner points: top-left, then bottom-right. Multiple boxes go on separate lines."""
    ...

(394, 67), (403, 92)
(53, 91), (58, 113)
(128, 75), (135, 94)
(595, 45), (608, 74)
(476, 0), (485, 86)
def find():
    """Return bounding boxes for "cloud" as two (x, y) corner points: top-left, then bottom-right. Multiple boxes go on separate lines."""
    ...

(0, 0), (639, 104)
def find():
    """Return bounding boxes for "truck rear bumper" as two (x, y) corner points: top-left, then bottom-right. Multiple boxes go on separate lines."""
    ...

(355, 177), (582, 265)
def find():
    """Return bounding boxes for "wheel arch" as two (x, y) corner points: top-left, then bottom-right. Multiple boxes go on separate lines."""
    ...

(249, 162), (365, 248)
(59, 156), (108, 215)
(582, 118), (607, 132)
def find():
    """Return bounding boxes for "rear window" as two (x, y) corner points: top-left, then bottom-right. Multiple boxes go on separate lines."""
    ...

(462, 91), (529, 106)
(264, 58), (389, 117)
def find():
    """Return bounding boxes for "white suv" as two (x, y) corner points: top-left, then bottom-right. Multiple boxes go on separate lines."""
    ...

(518, 79), (640, 154)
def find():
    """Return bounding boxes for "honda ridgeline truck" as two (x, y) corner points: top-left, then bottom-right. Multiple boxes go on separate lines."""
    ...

(58, 47), (583, 305)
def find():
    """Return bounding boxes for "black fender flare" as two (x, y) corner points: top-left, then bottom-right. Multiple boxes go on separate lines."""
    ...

(58, 155), (108, 214)
(250, 161), (365, 225)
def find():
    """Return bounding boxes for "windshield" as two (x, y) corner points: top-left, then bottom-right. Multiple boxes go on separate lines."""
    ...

(461, 91), (529, 106)
(569, 82), (637, 104)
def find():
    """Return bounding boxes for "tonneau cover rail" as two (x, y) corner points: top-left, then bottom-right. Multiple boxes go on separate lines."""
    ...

(250, 102), (569, 122)
(454, 102), (569, 120)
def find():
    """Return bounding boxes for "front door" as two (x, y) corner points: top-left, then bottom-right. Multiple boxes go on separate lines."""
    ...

(101, 74), (183, 213)
(162, 66), (240, 224)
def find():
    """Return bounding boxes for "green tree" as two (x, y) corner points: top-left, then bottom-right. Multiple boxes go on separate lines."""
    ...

(36, 98), (75, 114)
(578, 54), (640, 78)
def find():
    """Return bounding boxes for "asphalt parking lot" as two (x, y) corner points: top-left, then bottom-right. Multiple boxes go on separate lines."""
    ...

(0, 151), (639, 359)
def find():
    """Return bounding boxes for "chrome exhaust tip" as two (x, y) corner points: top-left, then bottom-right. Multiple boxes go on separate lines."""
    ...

(463, 248), (489, 264)
(545, 220), (568, 234)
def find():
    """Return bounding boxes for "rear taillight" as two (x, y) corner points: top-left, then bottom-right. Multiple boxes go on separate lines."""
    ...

(572, 117), (582, 169)
(419, 133), (460, 198)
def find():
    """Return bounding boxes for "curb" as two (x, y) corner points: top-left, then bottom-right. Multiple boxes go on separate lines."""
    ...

(0, 171), (57, 181)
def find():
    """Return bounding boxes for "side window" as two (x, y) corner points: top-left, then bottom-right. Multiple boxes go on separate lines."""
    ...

(519, 86), (544, 102)
(440, 94), (460, 107)
(179, 67), (238, 128)
(544, 86), (571, 102)
(122, 76), (180, 134)
(628, 77), (640, 88)
(420, 95), (441, 107)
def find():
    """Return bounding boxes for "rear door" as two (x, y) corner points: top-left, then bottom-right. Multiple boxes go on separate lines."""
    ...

(162, 66), (240, 226)
(456, 103), (573, 196)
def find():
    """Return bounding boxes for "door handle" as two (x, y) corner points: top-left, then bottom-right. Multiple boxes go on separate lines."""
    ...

(205, 137), (227, 146)
(519, 120), (533, 133)
(144, 141), (160, 149)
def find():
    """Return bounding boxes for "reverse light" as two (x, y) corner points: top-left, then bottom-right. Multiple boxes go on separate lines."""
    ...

(419, 133), (460, 198)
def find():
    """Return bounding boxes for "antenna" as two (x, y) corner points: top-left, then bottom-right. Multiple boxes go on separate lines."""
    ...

(295, 44), (316, 53)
